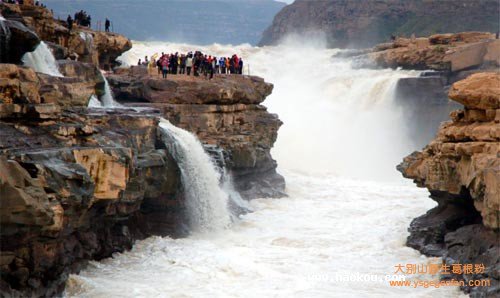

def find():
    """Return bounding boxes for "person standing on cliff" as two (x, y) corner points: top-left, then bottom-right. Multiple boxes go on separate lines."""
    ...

(161, 57), (169, 79)
(105, 18), (110, 32)
(219, 57), (225, 74)
(186, 53), (193, 76)
(67, 15), (73, 32)
(156, 57), (162, 76)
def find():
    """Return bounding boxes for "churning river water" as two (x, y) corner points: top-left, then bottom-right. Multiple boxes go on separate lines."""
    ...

(65, 40), (464, 298)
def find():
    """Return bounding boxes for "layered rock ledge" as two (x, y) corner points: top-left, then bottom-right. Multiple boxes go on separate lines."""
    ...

(107, 67), (285, 199)
(1, 3), (284, 296)
(369, 32), (499, 73)
(398, 72), (499, 297)
(366, 31), (499, 147)
(0, 64), (284, 296)
(0, 2), (131, 68)
(0, 63), (184, 296)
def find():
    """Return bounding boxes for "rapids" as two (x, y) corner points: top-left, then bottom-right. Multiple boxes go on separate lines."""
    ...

(65, 40), (464, 297)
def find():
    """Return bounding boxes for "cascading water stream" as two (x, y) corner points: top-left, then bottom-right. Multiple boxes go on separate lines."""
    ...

(66, 41), (462, 297)
(99, 70), (122, 107)
(158, 118), (232, 232)
(0, 15), (11, 62)
(87, 71), (122, 108)
(22, 41), (63, 77)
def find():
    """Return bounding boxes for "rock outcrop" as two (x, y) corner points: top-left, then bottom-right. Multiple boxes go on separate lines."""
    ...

(107, 67), (286, 199)
(0, 63), (183, 296)
(0, 2), (284, 296)
(0, 18), (40, 64)
(0, 66), (284, 296)
(398, 72), (499, 297)
(259, 0), (500, 48)
(0, 3), (132, 69)
(369, 32), (499, 72)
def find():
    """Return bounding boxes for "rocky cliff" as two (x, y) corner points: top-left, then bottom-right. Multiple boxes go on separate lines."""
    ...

(259, 0), (500, 48)
(0, 3), (284, 297)
(398, 72), (499, 297)
(106, 67), (285, 199)
(369, 32), (499, 72)
(364, 31), (499, 148)
(0, 2), (131, 69)
(0, 63), (185, 296)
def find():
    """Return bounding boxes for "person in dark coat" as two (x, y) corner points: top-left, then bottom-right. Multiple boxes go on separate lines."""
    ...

(67, 15), (73, 32)
(105, 18), (111, 32)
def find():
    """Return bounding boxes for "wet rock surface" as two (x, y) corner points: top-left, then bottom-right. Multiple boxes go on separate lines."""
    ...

(0, 100), (184, 296)
(0, 2), (131, 69)
(398, 72), (499, 297)
(0, 18), (39, 64)
(1, 7), (284, 295)
(1, 2), (283, 296)
(108, 67), (286, 199)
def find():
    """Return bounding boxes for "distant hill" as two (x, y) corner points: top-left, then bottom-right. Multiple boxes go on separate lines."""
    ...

(43, 0), (285, 45)
(259, 0), (500, 48)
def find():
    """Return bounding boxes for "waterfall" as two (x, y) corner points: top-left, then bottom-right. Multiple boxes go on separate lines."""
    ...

(158, 118), (232, 232)
(208, 146), (253, 214)
(99, 71), (122, 107)
(79, 32), (93, 48)
(0, 16), (11, 62)
(88, 71), (122, 108)
(22, 41), (63, 77)
(88, 95), (103, 108)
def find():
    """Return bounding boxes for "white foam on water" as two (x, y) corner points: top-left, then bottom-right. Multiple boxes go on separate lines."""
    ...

(158, 118), (232, 232)
(22, 41), (63, 77)
(99, 70), (123, 108)
(87, 95), (103, 108)
(65, 40), (464, 297)
(65, 172), (462, 297)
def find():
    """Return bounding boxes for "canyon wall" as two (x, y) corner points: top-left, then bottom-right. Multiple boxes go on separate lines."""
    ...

(398, 72), (499, 297)
(259, 0), (499, 48)
(366, 32), (499, 147)
(0, 3), (284, 296)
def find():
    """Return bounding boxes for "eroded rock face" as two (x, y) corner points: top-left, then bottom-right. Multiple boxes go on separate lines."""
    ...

(0, 18), (40, 64)
(0, 63), (103, 109)
(0, 3), (131, 69)
(0, 64), (284, 296)
(398, 72), (499, 297)
(369, 32), (498, 71)
(107, 67), (286, 199)
(0, 62), (185, 296)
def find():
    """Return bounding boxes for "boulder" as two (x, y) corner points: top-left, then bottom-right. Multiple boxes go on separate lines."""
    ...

(449, 72), (500, 109)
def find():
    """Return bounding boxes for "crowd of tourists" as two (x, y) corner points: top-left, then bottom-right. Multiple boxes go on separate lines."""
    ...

(72, 10), (91, 27)
(138, 51), (244, 80)
(2, 0), (46, 7)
